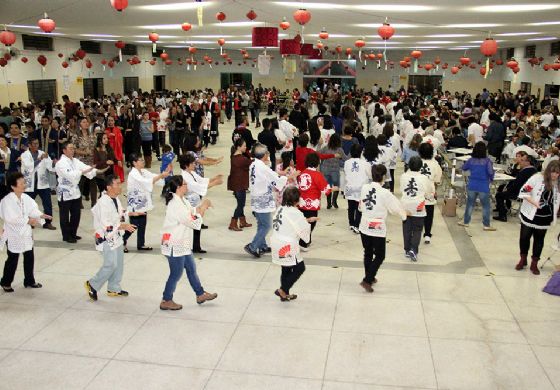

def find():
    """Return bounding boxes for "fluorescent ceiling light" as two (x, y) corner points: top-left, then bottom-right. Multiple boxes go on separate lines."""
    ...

(273, 2), (345, 9)
(355, 23), (419, 29)
(305, 34), (351, 38)
(425, 34), (473, 38)
(139, 24), (182, 30)
(469, 40), (507, 43)
(528, 21), (560, 26)
(138, 2), (212, 11)
(224, 41), (253, 44)
(496, 32), (541, 36)
(210, 22), (260, 27)
(449, 46), (479, 50)
(92, 39), (118, 42)
(9, 24), (39, 29)
(134, 40), (152, 44)
(527, 36), (558, 41)
(471, 4), (559, 12)
(442, 23), (503, 28)
(417, 41), (457, 44)
(191, 35), (235, 38)
(134, 35), (180, 39)
(180, 40), (213, 44)
(36, 32), (65, 36)
(80, 34), (120, 38)
(240, 34), (288, 38)
(354, 4), (435, 11)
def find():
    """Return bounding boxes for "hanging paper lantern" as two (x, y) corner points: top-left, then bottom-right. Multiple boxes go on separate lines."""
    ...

(279, 17), (291, 30)
(496, 59), (503, 65)
(101, 59), (107, 65)
(479, 67), (487, 76)
(368, 53), (376, 60)
(399, 60), (407, 68)
(21, 57), (28, 63)
(38, 13), (56, 33)
(0, 29), (16, 47)
(218, 38), (225, 46)
(316, 42), (324, 50)
(3, 53), (11, 61)
(108, 60), (115, 68)
(252, 27), (279, 49)
(76, 49), (86, 60)
(544, 64), (551, 71)
(160, 51), (169, 60)
(0, 58), (7, 67)
(513, 66), (520, 73)
(460, 57), (470, 66)
(247, 9), (257, 21)
(216, 12), (226, 22)
(404, 56), (411, 63)
(36, 55), (47, 66)
(424, 63), (433, 72)
(451, 66), (459, 74)
(319, 28), (329, 40)
(56, 53), (63, 58)
(480, 38), (498, 57)
(165, 59), (172, 65)
(110, 0), (128, 12)
(182, 22), (192, 32)
(188, 46), (197, 54)
(85, 59), (93, 69)
(115, 40), (125, 61)
(149, 59), (156, 66)
(507, 59), (518, 69)
(148, 32), (159, 51)
(551, 63), (560, 71)
(293, 9), (311, 25)
(411, 50), (422, 73)
(378, 22), (395, 41)
(442, 63), (448, 69)
(469, 63), (476, 69)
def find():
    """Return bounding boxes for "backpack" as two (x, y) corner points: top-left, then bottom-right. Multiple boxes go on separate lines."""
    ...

(543, 271), (560, 296)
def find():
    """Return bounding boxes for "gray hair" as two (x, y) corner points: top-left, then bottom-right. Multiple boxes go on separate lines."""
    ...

(252, 143), (269, 159)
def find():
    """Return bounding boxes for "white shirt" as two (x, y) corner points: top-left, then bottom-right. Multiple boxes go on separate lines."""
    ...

(21, 150), (54, 192)
(344, 158), (372, 201)
(92, 193), (127, 251)
(541, 112), (554, 128)
(359, 182), (406, 237)
(250, 158), (288, 213)
(126, 168), (157, 213)
(400, 170), (434, 217)
(181, 169), (209, 207)
(55, 154), (97, 202)
(279, 119), (296, 152)
(480, 109), (490, 127)
(467, 123), (484, 145)
(0, 192), (44, 253)
(270, 206), (311, 266)
(160, 193), (203, 256)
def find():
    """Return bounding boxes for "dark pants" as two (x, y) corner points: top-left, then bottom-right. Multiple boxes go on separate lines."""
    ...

(360, 233), (386, 284)
(158, 132), (166, 150)
(424, 205), (434, 238)
(519, 224), (548, 258)
(299, 209), (318, 248)
(403, 216), (425, 254)
(173, 131), (185, 155)
(59, 198), (81, 240)
(123, 214), (147, 249)
(389, 169), (395, 192)
(496, 190), (514, 218)
(233, 190), (246, 219)
(1, 249), (36, 287)
(193, 228), (202, 251)
(234, 110), (243, 127)
(280, 261), (305, 294)
(95, 177), (106, 194)
(152, 133), (160, 157)
(347, 199), (361, 228)
(27, 188), (53, 224)
(79, 176), (97, 207)
(141, 140), (152, 158)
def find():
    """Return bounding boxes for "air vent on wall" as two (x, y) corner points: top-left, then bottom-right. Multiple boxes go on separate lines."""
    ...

(22, 34), (54, 51)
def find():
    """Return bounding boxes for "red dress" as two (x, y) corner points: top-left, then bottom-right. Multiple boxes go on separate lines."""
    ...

(105, 126), (124, 182)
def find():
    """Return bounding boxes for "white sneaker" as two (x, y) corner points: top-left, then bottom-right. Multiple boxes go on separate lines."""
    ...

(407, 250), (418, 262)
(424, 236), (431, 244)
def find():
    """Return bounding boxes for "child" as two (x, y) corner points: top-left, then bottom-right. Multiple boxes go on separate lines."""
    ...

(160, 144), (175, 196)
(344, 144), (371, 234)
(275, 151), (298, 205)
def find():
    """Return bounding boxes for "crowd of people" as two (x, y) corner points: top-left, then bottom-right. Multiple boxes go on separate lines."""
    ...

(0, 82), (559, 308)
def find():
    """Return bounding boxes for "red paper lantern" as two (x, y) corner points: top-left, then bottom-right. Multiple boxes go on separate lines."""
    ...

(216, 12), (226, 22)
(345, 48), (352, 55)
(460, 57), (470, 65)
(217, 38), (225, 46)
(480, 38), (498, 57)
(149, 59), (156, 65)
(3, 53), (11, 61)
(442, 63), (448, 69)
(355, 39), (366, 49)
(424, 63), (433, 71)
(479, 67), (487, 76)
(377, 53), (383, 59)
(434, 57), (441, 65)
(115, 40), (125, 49)
(101, 59), (107, 65)
(85, 60), (93, 69)
(76, 49), (86, 60)
(469, 63), (476, 69)
(411, 50), (422, 59)
(0, 58), (7, 67)
(279, 17), (291, 30)
(335, 45), (343, 54)
(36, 55), (47, 66)
(316, 42), (324, 50)
(507, 59), (518, 69)
(552, 63), (560, 71)
(108, 60), (115, 68)
(246, 10), (257, 21)
(188, 47), (197, 54)
(368, 53), (376, 60)
(319, 28), (329, 40)
(181, 23), (192, 32)
(0, 30), (16, 47)
(404, 56), (411, 63)
(148, 32), (159, 49)
(38, 14), (56, 33)
(160, 52), (169, 60)
(377, 22), (395, 40)
(165, 59), (172, 65)
(496, 59), (503, 65)
(451, 66), (459, 74)
(110, 0), (128, 12)
(512, 66), (520, 73)
(293, 9), (311, 25)
(544, 64), (551, 71)
(252, 27), (279, 48)
(399, 60), (407, 68)
(221, 53), (229, 58)
(21, 57), (28, 63)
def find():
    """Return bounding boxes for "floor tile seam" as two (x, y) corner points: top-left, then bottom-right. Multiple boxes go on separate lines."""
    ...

(202, 262), (272, 390)
(322, 377), (438, 390)
(417, 272), (441, 390)
(320, 266), (344, 388)
(35, 249), (78, 271)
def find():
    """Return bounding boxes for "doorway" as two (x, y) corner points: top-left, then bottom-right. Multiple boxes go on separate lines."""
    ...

(303, 77), (355, 93)
(83, 78), (104, 100)
(545, 84), (560, 99)
(220, 73), (252, 90)
(154, 75), (166, 92)
(408, 75), (442, 95)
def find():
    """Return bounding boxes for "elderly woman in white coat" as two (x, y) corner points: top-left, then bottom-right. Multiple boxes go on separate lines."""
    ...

(271, 187), (316, 301)
(515, 160), (560, 275)
(179, 153), (223, 254)
(0, 172), (52, 292)
(160, 175), (217, 311)
(124, 153), (170, 252)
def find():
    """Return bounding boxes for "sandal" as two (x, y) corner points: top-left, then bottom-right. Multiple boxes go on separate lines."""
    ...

(138, 246), (153, 251)
(1, 285), (14, 293)
(274, 289), (290, 302)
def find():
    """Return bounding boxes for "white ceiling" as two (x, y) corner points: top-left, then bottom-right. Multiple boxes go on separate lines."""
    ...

(1, 0), (560, 53)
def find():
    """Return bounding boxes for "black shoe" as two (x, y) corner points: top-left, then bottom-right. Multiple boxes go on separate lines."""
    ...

(24, 282), (42, 288)
(84, 281), (97, 301)
(244, 244), (260, 258)
(107, 290), (129, 297)
(192, 249), (207, 254)
(1, 285), (14, 293)
(261, 247), (272, 253)
(493, 216), (508, 222)
(65, 238), (77, 243)
(201, 224), (209, 229)
(157, 156), (162, 161)
(74, 235), (82, 240)
(43, 223), (56, 230)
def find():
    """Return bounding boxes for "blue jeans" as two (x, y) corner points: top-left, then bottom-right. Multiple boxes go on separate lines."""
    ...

(163, 253), (204, 301)
(89, 242), (124, 292)
(250, 212), (272, 252)
(464, 190), (491, 227)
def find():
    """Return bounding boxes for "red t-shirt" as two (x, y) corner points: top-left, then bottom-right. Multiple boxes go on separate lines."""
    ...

(295, 147), (335, 173)
(297, 168), (331, 211)
(148, 111), (160, 128)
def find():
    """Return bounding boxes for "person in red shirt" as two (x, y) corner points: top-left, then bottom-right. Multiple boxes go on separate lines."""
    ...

(297, 152), (334, 250)
(295, 133), (336, 172)
(147, 105), (160, 160)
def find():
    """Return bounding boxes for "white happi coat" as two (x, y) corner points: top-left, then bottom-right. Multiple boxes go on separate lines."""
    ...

(92, 193), (127, 251)
(344, 158), (372, 201)
(55, 154), (97, 202)
(0, 192), (44, 253)
(126, 168), (157, 213)
(21, 149), (54, 192)
(160, 194), (203, 256)
(250, 158), (288, 213)
(181, 169), (209, 207)
(270, 206), (311, 266)
(400, 170), (434, 217)
(359, 182), (407, 237)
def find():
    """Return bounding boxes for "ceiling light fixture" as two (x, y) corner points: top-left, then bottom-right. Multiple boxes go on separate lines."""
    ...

(528, 21), (560, 26)
(425, 34), (473, 38)
(80, 34), (120, 38)
(210, 21), (260, 27)
(353, 4), (435, 11)
(526, 36), (558, 41)
(356, 23), (419, 29)
(139, 24), (181, 30)
(273, 2), (345, 9)
(471, 4), (559, 12)
(138, 2), (212, 11)
(496, 32), (541, 36)
(441, 23), (503, 28)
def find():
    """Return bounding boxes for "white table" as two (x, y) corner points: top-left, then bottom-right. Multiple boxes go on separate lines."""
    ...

(448, 148), (473, 155)
(493, 173), (515, 181)
(456, 155), (470, 162)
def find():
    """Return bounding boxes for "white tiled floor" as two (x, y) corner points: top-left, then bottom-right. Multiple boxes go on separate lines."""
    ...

(1, 120), (559, 389)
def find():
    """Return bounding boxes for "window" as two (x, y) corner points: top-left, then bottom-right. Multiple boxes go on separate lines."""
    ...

(520, 82), (532, 95)
(524, 45), (536, 58)
(27, 79), (57, 103)
(551, 41), (560, 56)
(506, 48), (515, 59)
(22, 34), (53, 51)
(123, 77), (139, 94)
(122, 44), (137, 55)
(83, 78), (104, 99)
(503, 81), (511, 93)
(79, 40), (101, 54)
